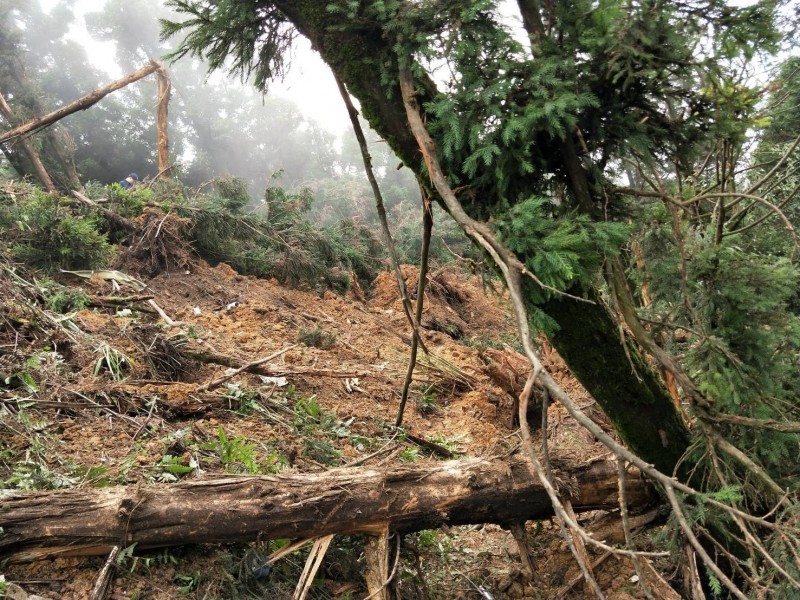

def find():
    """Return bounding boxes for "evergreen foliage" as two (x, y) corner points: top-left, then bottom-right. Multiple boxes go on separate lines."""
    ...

(0, 186), (115, 271)
(181, 177), (384, 290)
(0, 176), (386, 295)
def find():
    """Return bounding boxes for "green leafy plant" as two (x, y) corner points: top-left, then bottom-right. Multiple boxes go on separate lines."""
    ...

(301, 438), (342, 465)
(152, 455), (194, 482)
(4, 456), (77, 491)
(398, 447), (419, 463)
(93, 343), (133, 381)
(430, 434), (468, 454)
(222, 383), (262, 415)
(263, 448), (289, 474)
(417, 394), (439, 416)
(36, 277), (91, 313)
(210, 426), (261, 474)
(175, 572), (200, 595)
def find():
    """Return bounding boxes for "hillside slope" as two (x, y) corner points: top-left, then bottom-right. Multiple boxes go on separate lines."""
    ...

(1, 205), (653, 599)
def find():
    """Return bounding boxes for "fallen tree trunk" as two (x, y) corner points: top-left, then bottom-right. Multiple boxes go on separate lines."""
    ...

(0, 456), (656, 562)
(0, 61), (161, 145)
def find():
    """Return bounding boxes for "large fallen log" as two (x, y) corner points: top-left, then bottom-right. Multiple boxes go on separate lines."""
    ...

(0, 456), (656, 562)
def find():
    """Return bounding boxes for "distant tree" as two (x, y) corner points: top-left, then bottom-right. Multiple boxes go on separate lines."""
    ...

(1, 0), (342, 194)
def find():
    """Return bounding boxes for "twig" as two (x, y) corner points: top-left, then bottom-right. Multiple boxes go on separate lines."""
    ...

(343, 438), (399, 468)
(334, 73), (428, 356)
(606, 257), (708, 408)
(404, 432), (454, 459)
(744, 132), (800, 196)
(710, 430), (790, 506)
(265, 538), (315, 566)
(617, 459), (655, 600)
(663, 486), (748, 600)
(131, 398), (158, 442)
(397, 196), (433, 426)
(248, 366), (375, 379)
(196, 345), (297, 392)
(146, 299), (182, 327)
(294, 535), (334, 600)
(555, 552), (612, 599)
(63, 387), (141, 429)
(686, 191), (800, 254)
(89, 545), (119, 600)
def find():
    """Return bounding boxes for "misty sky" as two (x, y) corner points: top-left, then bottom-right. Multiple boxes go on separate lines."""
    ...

(41, 0), (351, 136)
(47, 0), (528, 139)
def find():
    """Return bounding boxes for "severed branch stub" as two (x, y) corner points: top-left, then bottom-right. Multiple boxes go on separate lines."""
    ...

(89, 545), (119, 600)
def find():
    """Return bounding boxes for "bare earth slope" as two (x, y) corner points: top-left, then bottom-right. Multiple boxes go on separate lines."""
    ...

(1, 254), (657, 599)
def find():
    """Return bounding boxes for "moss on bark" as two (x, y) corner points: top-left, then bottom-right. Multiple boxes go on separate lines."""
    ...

(541, 290), (690, 473)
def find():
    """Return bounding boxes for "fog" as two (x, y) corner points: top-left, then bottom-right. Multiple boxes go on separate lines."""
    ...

(1, 0), (416, 209)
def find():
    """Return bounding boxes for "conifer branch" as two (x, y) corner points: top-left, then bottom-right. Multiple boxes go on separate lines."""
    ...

(399, 60), (796, 600)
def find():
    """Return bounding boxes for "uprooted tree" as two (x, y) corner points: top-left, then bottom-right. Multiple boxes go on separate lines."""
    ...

(162, 1), (800, 597)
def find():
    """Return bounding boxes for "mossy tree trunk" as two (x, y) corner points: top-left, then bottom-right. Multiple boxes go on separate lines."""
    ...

(540, 291), (689, 473)
(274, 1), (690, 474)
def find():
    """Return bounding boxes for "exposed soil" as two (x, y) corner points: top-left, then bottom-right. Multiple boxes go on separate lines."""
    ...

(0, 248), (665, 599)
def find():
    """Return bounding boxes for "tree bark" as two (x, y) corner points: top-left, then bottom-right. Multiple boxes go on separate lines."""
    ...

(270, 2), (690, 473)
(0, 457), (655, 562)
(0, 61), (160, 145)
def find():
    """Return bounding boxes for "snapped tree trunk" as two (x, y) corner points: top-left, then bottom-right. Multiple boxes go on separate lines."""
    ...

(272, 2), (690, 473)
(0, 457), (655, 562)
(156, 66), (171, 178)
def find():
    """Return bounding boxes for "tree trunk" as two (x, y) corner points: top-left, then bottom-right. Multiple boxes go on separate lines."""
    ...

(272, 2), (690, 473)
(0, 90), (56, 192)
(156, 66), (171, 178)
(0, 457), (655, 562)
(0, 61), (161, 145)
(539, 289), (690, 473)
